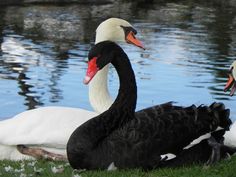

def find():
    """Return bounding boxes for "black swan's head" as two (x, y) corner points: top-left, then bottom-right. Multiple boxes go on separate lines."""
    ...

(84, 41), (123, 84)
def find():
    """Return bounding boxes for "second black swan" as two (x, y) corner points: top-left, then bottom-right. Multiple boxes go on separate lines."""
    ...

(67, 41), (234, 170)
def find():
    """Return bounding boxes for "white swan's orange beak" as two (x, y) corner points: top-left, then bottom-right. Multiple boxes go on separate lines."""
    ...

(224, 73), (236, 96)
(83, 57), (99, 85)
(126, 31), (145, 50)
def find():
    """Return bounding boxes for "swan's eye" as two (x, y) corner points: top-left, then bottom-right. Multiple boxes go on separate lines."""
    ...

(120, 26), (136, 37)
(132, 28), (137, 35)
(229, 67), (234, 74)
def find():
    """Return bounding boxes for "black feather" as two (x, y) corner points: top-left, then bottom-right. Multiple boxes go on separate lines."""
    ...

(67, 41), (233, 170)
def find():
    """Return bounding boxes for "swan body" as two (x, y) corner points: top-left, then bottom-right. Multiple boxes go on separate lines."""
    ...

(67, 41), (233, 170)
(0, 18), (143, 160)
(0, 107), (97, 160)
(0, 107), (97, 146)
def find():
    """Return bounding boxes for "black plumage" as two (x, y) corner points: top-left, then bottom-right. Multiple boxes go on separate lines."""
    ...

(66, 41), (233, 170)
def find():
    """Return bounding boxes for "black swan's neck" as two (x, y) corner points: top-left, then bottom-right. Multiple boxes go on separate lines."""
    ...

(95, 51), (137, 132)
(110, 52), (137, 112)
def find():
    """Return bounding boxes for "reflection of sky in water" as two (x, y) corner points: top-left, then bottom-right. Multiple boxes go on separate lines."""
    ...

(0, 2), (236, 121)
(0, 33), (91, 118)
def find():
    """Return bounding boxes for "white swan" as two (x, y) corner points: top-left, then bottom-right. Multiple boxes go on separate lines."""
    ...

(0, 18), (144, 160)
(224, 60), (236, 148)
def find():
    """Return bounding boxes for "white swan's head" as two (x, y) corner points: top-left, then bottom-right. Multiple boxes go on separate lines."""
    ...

(95, 18), (144, 49)
(224, 61), (236, 96)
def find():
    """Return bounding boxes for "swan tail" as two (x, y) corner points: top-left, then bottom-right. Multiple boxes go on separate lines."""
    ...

(209, 102), (231, 130)
(196, 102), (232, 133)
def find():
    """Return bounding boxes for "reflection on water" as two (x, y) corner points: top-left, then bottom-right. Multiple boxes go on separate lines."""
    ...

(0, 1), (236, 120)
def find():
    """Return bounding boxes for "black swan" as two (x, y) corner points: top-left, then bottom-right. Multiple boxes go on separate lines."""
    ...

(67, 41), (233, 170)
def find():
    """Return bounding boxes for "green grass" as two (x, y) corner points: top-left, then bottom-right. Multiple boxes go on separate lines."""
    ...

(0, 156), (236, 177)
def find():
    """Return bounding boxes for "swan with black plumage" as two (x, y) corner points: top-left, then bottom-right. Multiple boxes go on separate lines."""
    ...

(67, 41), (234, 170)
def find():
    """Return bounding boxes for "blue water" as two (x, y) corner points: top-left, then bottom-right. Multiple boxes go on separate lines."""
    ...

(0, 2), (236, 120)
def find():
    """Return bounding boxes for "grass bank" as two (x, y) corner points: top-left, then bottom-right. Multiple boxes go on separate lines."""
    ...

(0, 156), (235, 177)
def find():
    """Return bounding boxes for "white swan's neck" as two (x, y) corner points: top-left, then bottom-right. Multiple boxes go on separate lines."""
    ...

(88, 18), (133, 113)
(88, 65), (113, 113)
(88, 36), (113, 113)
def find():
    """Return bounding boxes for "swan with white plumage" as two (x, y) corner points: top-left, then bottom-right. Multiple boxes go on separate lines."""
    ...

(0, 18), (144, 160)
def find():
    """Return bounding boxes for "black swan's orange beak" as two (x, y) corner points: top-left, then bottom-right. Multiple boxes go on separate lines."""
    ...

(126, 31), (145, 50)
(84, 57), (99, 85)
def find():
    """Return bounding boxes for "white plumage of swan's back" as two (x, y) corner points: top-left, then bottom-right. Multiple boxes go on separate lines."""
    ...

(0, 107), (97, 160)
(224, 122), (236, 148)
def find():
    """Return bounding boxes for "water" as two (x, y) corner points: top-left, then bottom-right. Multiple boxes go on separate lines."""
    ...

(0, 1), (236, 120)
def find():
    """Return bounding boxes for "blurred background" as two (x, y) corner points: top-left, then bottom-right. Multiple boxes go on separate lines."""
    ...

(0, 0), (236, 120)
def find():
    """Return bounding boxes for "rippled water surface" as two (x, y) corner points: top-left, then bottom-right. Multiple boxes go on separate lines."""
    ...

(0, 1), (236, 120)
